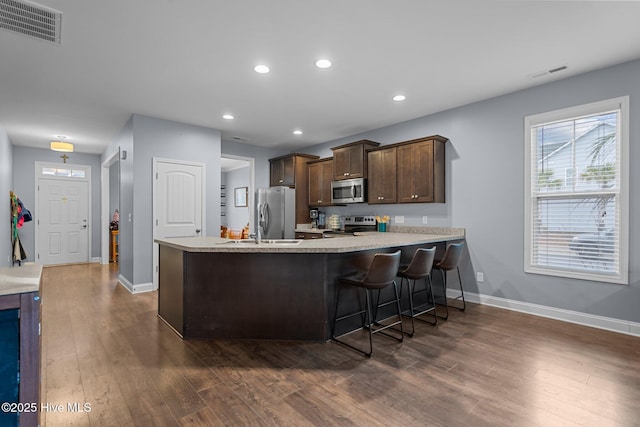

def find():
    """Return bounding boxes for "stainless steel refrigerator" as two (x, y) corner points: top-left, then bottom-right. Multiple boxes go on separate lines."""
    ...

(255, 187), (296, 239)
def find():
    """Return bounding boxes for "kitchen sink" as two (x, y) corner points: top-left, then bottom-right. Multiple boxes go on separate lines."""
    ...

(261, 239), (303, 245)
(220, 239), (302, 245)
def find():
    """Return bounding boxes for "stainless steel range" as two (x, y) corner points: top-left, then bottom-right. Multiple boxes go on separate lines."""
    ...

(343, 215), (377, 233)
(321, 215), (377, 238)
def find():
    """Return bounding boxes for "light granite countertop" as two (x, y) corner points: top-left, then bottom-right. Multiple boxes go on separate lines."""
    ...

(0, 264), (42, 297)
(155, 229), (465, 254)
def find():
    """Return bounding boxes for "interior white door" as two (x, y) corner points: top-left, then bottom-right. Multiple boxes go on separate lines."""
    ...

(153, 158), (205, 290)
(37, 179), (89, 265)
(155, 161), (204, 239)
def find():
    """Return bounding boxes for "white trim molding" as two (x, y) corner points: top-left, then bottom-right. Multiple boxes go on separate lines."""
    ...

(454, 290), (640, 338)
(118, 274), (153, 294)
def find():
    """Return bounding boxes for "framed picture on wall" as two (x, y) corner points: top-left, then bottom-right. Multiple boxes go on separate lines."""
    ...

(234, 187), (248, 207)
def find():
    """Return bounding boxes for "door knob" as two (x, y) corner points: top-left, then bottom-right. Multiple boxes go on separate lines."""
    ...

(196, 229), (201, 234)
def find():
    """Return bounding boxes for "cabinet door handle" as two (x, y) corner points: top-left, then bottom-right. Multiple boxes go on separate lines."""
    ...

(279, 179), (284, 183)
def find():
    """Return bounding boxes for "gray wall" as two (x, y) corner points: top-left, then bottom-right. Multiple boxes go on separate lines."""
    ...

(294, 59), (639, 324)
(0, 126), (12, 267)
(11, 146), (102, 262)
(105, 116), (230, 287)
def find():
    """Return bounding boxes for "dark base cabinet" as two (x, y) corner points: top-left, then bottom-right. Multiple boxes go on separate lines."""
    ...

(0, 291), (41, 427)
(158, 243), (452, 341)
(0, 308), (19, 427)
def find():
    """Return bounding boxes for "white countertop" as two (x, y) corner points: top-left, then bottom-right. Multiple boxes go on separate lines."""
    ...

(0, 264), (42, 297)
(155, 230), (465, 253)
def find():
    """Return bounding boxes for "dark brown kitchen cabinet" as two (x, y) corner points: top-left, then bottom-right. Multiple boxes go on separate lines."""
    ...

(270, 155), (294, 186)
(396, 136), (447, 203)
(268, 153), (319, 225)
(367, 146), (397, 204)
(308, 158), (333, 207)
(331, 140), (380, 180)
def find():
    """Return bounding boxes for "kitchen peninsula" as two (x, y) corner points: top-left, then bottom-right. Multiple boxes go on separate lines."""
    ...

(156, 229), (464, 341)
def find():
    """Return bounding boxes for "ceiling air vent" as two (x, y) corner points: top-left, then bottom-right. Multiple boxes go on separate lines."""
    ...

(0, 0), (62, 44)
(528, 64), (568, 80)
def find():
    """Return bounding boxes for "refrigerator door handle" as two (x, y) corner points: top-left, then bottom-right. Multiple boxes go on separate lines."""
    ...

(264, 203), (270, 234)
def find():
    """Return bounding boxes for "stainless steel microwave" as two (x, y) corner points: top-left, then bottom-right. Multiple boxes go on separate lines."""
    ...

(331, 178), (367, 204)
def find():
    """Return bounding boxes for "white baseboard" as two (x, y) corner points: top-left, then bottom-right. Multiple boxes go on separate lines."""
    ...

(117, 275), (154, 294)
(452, 290), (640, 338)
(91, 257), (102, 263)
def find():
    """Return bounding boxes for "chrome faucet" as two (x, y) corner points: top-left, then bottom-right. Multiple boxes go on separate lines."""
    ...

(250, 228), (261, 244)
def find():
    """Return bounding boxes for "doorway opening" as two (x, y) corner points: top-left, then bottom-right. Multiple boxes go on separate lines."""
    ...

(101, 150), (120, 266)
(220, 155), (254, 239)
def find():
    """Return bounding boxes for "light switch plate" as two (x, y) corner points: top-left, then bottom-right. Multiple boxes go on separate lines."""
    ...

(422, 216), (428, 224)
(476, 272), (484, 282)
(395, 216), (404, 224)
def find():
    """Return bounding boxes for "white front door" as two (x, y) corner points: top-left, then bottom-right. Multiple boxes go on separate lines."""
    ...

(153, 158), (206, 289)
(36, 164), (91, 265)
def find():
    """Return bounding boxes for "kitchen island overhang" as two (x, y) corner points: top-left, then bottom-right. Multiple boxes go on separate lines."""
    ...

(156, 230), (464, 341)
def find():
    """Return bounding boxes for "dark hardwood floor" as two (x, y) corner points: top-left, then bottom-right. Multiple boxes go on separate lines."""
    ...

(40, 263), (640, 426)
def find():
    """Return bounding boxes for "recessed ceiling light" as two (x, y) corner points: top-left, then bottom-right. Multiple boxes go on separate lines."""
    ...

(254, 64), (270, 74)
(315, 59), (332, 69)
(293, 130), (303, 135)
(222, 114), (234, 120)
(392, 95), (406, 102)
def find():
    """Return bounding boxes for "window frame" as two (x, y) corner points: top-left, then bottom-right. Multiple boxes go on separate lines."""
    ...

(524, 96), (629, 284)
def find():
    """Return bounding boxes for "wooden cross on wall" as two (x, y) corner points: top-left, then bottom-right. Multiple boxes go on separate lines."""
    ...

(60, 154), (69, 163)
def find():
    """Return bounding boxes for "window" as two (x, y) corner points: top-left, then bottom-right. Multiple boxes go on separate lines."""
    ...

(524, 97), (629, 284)
(41, 167), (86, 178)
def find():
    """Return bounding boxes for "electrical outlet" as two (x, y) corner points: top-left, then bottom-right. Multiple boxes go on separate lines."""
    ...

(422, 216), (428, 225)
(395, 216), (404, 224)
(476, 272), (484, 283)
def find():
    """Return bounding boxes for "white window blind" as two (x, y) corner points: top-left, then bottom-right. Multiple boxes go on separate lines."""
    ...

(524, 97), (629, 284)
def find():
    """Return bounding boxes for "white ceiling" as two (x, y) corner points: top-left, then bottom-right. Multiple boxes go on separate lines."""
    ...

(2, 1), (640, 155)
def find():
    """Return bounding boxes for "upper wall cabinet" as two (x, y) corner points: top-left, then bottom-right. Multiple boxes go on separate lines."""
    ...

(269, 153), (319, 187)
(367, 146), (397, 204)
(396, 136), (447, 203)
(308, 158), (334, 207)
(331, 140), (380, 180)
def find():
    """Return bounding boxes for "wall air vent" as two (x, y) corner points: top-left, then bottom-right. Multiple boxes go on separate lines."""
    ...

(0, 0), (61, 44)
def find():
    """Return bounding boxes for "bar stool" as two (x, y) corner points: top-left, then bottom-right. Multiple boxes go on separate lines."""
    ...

(397, 247), (437, 336)
(331, 250), (403, 357)
(433, 242), (465, 320)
